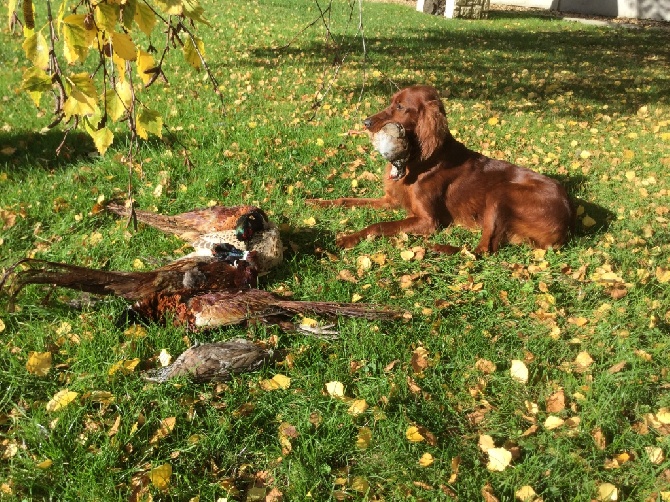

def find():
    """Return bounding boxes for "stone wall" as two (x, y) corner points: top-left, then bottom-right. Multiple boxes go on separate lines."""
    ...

(417, 0), (491, 18)
(489, 0), (670, 21)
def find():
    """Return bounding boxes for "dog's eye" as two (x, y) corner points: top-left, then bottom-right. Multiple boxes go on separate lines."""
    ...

(396, 103), (404, 111)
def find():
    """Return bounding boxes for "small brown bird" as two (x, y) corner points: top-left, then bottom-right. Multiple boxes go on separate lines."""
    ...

(134, 288), (400, 332)
(370, 122), (411, 180)
(2, 245), (257, 307)
(142, 339), (281, 383)
(107, 202), (283, 273)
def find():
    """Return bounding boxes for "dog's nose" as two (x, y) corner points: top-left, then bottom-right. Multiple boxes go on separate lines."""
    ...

(363, 117), (373, 129)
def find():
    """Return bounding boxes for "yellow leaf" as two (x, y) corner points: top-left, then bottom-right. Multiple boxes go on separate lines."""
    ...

(487, 447), (512, 471)
(21, 66), (52, 107)
(645, 446), (664, 464)
(136, 49), (156, 85)
(0, 319), (4, 333)
(544, 415), (565, 430)
(134, 2), (157, 36)
(64, 73), (99, 119)
(124, 324), (147, 339)
(406, 425), (425, 443)
(182, 0), (210, 24)
(26, 351), (52, 376)
(356, 255), (372, 270)
(103, 88), (125, 123)
(478, 434), (495, 452)
(36, 459), (53, 469)
(597, 483), (618, 501)
(351, 293), (363, 303)
(150, 416), (176, 444)
(350, 476), (369, 493)
(111, 31), (136, 61)
(475, 358), (497, 374)
(582, 215), (596, 227)
(22, 31), (49, 70)
(400, 250), (415, 261)
(488, 117), (499, 126)
(149, 464), (172, 491)
(136, 108), (163, 140)
(46, 389), (79, 412)
(95, 2), (119, 33)
(580, 150), (591, 159)
(260, 374), (291, 391)
(325, 381), (345, 398)
(183, 35), (205, 69)
(510, 359), (528, 384)
(88, 391), (115, 405)
(656, 267), (670, 283)
(356, 426), (372, 449)
(574, 351), (594, 370)
(108, 358), (140, 376)
(132, 258), (144, 269)
(515, 485), (537, 502)
(303, 216), (316, 227)
(158, 349), (172, 367)
(88, 126), (114, 155)
(419, 452), (434, 467)
(62, 15), (94, 63)
(347, 399), (368, 417)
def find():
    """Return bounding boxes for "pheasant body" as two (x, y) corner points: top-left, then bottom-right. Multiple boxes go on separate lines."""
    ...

(142, 339), (277, 383)
(107, 203), (283, 273)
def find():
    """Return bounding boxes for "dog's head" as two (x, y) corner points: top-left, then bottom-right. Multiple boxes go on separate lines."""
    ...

(364, 85), (448, 168)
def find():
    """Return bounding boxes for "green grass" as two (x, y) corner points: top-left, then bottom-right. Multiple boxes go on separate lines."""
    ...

(1, 0), (670, 500)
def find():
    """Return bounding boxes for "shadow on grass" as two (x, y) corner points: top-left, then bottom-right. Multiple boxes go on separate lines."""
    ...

(251, 17), (670, 116)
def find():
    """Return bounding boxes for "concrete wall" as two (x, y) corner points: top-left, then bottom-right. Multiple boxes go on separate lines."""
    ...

(490, 0), (670, 20)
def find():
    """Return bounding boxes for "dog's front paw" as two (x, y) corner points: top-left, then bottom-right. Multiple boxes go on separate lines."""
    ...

(336, 233), (360, 249)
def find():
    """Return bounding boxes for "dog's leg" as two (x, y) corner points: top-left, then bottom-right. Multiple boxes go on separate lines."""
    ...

(306, 197), (395, 209)
(336, 217), (437, 248)
(474, 201), (509, 255)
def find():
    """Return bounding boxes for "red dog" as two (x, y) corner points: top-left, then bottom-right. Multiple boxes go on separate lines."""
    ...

(308, 85), (574, 254)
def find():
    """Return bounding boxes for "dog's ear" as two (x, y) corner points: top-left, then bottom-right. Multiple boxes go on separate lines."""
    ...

(415, 99), (447, 160)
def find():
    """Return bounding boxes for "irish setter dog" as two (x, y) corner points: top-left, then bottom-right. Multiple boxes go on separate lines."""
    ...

(308, 85), (574, 254)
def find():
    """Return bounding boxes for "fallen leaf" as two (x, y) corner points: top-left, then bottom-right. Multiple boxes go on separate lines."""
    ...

(406, 425), (425, 443)
(400, 250), (415, 261)
(592, 427), (607, 449)
(149, 464), (172, 491)
(411, 346), (429, 373)
(356, 426), (372, 449)
(150, 416), (176, 444)
(574, 351), (594, 372)
(482, 483), (500, 502)
(36, 459), (52, 469)
(487, 447), (512, 472)
(350, 477), (369, 493)
(46, 389), (78, 412)
(158, 349), (172, 367)
(546, 388), (565, 413)
(475, 358), (497, 374)
(26, 351), (52, 376)
(607, 361), (627, 374)
(303, 216), (316, 227)
(597, 482), (618, 501)
(510, 360), (529, 384)
(108, 358), (140, 376)
(419, 452), (434, 467)
(260, 374), (291, 391)
(645, 446), (664, 464)
(448, 456), (460, 483)
(515, 485), (537, 502)
(478, 434), (495, 452)
(544, 416), (565, 430)
(347, 399), (368, 417)
(325, 381), (345, 399)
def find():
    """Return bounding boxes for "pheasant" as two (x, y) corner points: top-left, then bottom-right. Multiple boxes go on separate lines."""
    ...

(107, 202), (283, 273)
(142, 339), (281, 383)
(1, 244), (257, 307)
(2, 252), (399, 333)
(134, 287), (400, 332)
(370, 122), (411, 181)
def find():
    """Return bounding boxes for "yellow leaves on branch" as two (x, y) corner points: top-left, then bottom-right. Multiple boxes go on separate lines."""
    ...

(183, 35), (205, 69)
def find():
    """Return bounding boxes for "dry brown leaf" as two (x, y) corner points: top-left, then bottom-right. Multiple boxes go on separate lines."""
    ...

(475, 358), (497, 374)
(407, 375), (422, 395)
(593, 427), (607, 449)
(411, 346), (429, 373)
(482, 482), (500, 502)
(546, 388), (566, 413)
(645, 446), (664, 464)
(448, 456), (460, 483)
(574, 351), (594, 372)
(544, 416), (565, 430)
(607, 361), (627, 374)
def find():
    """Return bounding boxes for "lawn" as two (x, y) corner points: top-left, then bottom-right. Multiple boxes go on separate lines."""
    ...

(1, 0), (669, 500)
